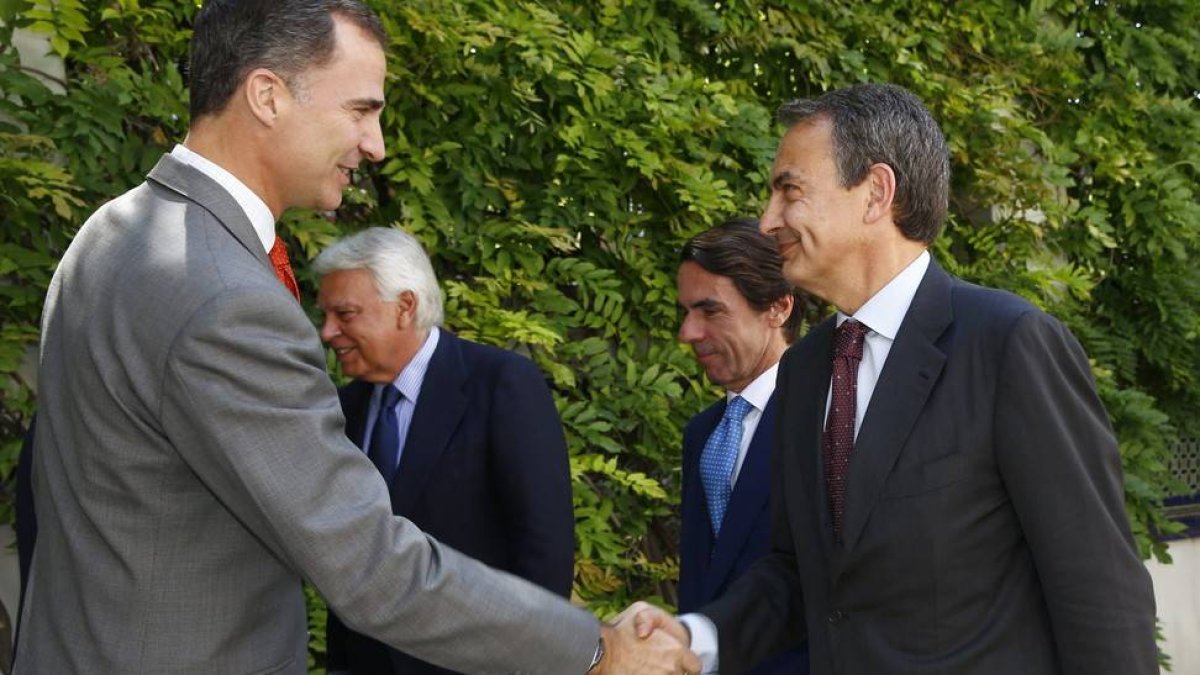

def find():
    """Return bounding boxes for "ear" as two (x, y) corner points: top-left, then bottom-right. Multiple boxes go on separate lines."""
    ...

(244, 68), (287, 127)
(863, 162), (897, 225)
(769, 293), (795, 328)
(394, 290), (419, 329)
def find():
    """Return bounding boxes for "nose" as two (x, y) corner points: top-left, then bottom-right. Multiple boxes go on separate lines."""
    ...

(361, 115), (385, 163)
(319, 314), (339, 343)
(760, 192), (783, 238)
(678, 311), (701, 344)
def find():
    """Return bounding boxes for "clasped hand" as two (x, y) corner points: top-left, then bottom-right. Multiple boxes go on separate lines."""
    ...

(592, 601), (701, 675)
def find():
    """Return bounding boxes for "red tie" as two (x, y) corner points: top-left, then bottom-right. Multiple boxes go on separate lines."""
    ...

(268, 235), (301, 301)
(824, 319), (868, 543)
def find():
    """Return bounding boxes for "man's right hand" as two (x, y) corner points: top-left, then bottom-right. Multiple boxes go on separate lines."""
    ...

(622, 600), (691, 646)
(594, 602), (700, 675)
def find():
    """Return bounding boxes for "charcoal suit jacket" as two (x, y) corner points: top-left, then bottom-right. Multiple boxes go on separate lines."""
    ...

(701, 260), (1156, 675)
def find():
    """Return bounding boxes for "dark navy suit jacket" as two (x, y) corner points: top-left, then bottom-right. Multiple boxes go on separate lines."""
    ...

(326, 329), (575, 675)
(679, 393), (809, 675)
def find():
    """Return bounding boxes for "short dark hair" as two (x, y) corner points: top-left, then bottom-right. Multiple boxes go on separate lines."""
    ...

(777, 83), (950, 244)
(188, 0), (387, 120)
(680, 217), (803, 342)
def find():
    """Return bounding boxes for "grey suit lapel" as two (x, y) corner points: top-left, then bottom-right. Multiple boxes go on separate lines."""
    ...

(837, 262), (951, 557)
(146, 154), (272, 270)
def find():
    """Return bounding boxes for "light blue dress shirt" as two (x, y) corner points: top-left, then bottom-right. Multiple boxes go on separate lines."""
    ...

(360, 328), (440, 472)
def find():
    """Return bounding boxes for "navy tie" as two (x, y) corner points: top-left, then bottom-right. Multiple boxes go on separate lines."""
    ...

(825, 319), (868, 543)
(368, 385), (403, 485)
(700, 396), (753, 537)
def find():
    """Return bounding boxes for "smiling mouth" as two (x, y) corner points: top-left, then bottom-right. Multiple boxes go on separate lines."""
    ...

(777, 239), (800, 257)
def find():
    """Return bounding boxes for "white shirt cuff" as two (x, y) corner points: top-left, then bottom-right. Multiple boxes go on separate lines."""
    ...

(678, 613), (719, 674)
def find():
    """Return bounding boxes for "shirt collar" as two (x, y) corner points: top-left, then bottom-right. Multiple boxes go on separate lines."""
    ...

(727, 361), (779, 412)
(170, 144), (276, 252)
(382, 327), (441, 405)
(837, 250), (930, 339)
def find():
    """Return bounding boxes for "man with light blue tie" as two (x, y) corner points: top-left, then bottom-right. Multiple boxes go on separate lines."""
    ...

(675, 219), (809, 675)
(315, 227), (575, 675)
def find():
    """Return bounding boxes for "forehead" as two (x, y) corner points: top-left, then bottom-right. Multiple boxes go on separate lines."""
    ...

(301, 17), (387, 92)
(771, 117), (837, 178)
(317, 268), (378, 304)
(677, 262), (750, 306)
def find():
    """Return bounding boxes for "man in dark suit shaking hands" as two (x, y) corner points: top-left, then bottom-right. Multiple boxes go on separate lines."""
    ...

(639, 83), (1158, 675)
(315, 226), (575, 675)
(674, 219), (808, 675)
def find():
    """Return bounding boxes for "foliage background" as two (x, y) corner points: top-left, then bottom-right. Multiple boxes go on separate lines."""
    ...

(1, 0), (1197, 669)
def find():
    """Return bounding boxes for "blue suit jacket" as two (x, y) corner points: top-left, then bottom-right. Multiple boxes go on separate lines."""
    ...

(326, 329), (575, 675)
(679, 393), (809, 675)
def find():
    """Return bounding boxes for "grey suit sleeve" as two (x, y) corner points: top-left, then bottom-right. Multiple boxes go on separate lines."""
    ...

(160, 287), (598, 675)
(994, 311), (1157, 674)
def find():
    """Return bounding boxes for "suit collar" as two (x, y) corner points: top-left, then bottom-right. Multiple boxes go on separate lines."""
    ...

(839, 250), (930, 340)
(146, 154), (271, 272)
(168, 144), (275, 251)
(836, 260), (952, 557)
(703, 394), (778, 597)
(790, 320), (838, 561)
(339, 380), (374, 446)
(390, 328), (469, 514)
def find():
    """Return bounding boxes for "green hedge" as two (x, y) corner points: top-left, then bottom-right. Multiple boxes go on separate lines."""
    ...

(2, 0), (1197, 669)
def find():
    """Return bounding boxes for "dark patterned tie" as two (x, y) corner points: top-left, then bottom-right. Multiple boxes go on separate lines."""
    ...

(268, 235), (301, 301)
(368, 385), (404, 485)
(825, 319), (868, 543)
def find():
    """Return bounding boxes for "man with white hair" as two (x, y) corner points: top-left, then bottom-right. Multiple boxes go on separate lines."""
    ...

(315, 226), (576, 675)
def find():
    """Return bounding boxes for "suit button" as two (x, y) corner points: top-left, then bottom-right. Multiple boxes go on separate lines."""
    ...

(828, 610), (848, 624)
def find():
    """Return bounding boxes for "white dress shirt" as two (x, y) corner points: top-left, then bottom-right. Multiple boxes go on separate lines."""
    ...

(728, 362), (778, 487)
(170, 144), (276, 252)
(681, 250), (931, 674)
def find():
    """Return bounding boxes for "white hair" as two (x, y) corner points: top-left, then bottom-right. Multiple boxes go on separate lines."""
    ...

(313, 227), (444, 330)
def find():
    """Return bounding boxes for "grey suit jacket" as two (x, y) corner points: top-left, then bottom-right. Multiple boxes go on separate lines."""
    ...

(17, 154), (597, 674)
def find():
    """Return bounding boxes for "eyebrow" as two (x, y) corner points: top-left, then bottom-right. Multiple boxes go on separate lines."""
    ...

(681, 298), (723, 311)
(348, 97), (385, 111)
(770, 170), (797, 192)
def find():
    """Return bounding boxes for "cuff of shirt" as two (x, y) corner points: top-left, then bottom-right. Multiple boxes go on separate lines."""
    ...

(678, 612), (719, 674)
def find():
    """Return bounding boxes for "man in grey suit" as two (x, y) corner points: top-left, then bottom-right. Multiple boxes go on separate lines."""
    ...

(17, 1), (698, 674)
(631, 84), (1157, 674)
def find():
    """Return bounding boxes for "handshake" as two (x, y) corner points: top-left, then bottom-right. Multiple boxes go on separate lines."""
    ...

(592, 601), (704, 675)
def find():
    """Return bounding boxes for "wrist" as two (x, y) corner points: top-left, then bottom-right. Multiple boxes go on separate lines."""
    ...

(587, 625), (610, 674)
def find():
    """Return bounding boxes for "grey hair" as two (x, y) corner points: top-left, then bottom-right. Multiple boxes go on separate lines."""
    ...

(777, 83), (950, 244)
(313, 227), (444, 330)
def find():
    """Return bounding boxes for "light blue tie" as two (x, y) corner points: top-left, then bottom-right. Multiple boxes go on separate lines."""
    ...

(700, 396), (753, 536)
